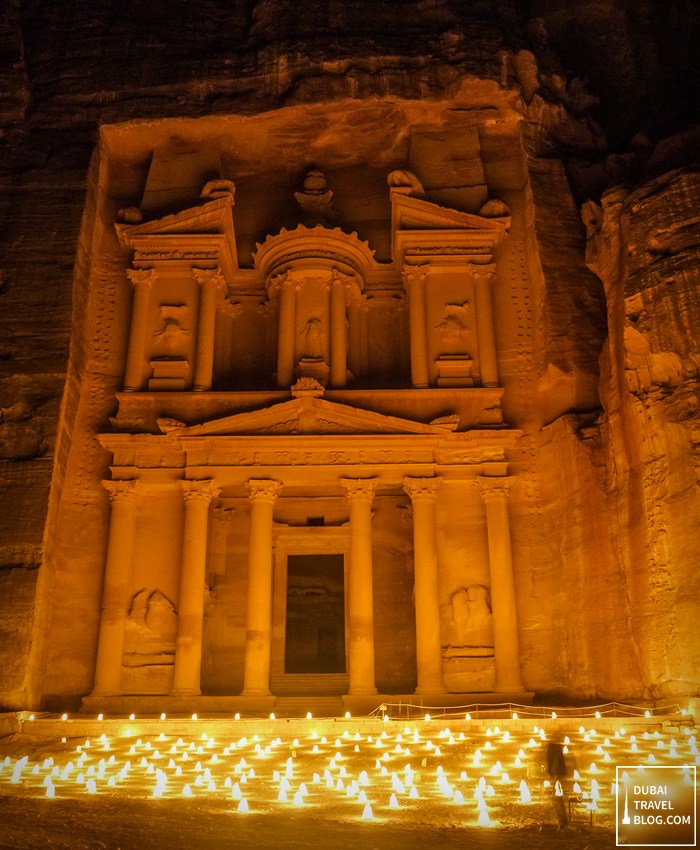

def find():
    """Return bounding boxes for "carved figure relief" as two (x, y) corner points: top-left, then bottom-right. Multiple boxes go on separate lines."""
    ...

(447, 584), (494, 652)
(152, 305), (190, 358)
(434, 301), (471, 342)
(123, 588), (178, 665)
(300, 316), (325, 360)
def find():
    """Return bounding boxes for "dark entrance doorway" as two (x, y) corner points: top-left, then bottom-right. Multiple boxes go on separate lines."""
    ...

(284, 554), (345, 673)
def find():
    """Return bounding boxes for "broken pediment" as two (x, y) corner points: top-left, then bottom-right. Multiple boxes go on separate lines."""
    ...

(166, 396), (454, 437)
(115, 195), (238, 275)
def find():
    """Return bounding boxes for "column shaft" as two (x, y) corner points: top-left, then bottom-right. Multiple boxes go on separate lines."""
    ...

(403, 477), (446, 694)
(329, 274), (348, 387)
(473, 265), (499, 387)
(193, 268), (224, 391)
(243, 479), (282, 695)
(478, 477), (524, 692)
(402, 265), (430, 388)
(172, 480), (220, 695)
(92, 481), (138, 696)
(123, 269), (154, 392)
(276, 277), (297, 387)
(341, 478), (378, 694)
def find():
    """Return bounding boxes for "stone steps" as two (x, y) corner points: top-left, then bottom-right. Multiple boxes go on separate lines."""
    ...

(273, 696), (345, 717)
(270, 673), (349, 695)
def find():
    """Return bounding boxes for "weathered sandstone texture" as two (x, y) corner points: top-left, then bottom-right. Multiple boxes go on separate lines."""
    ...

(0, 1), (698, 709)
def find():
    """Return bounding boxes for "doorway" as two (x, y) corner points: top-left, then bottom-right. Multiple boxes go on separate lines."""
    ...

(284, 554), (345, 674)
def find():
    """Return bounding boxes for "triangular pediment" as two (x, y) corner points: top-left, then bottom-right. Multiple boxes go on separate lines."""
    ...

(115, 195), (236, 245)
(168, 396), (452, 437)
(391, 192), (509, 233)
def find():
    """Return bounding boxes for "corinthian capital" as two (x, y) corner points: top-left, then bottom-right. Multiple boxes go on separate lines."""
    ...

(401, 264), (428, 286)
(340, 477), (379, 502)
(181, 479), (221, 504)
(103, 479), (139, 502)
(476, 476), (515, 503)
(192, 267), (226, 290)
(470, 264), (497, 285)
(247, 478), (283, 503)
(126, 268), (156, 288)
(402, 476), (442, 502)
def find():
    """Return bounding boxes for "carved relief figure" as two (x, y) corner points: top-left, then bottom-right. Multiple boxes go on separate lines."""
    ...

(301, 316), (325, 359)
(152, 305), (190, 357)
(124, 588), (178, 662)
(434, 301), (470, 341)
(450, 584), (493, 648)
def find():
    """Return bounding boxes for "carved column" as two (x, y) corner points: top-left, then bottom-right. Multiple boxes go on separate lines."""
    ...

(192, 268), (225, 391)
(275, 274), (298, 388)
(243, 479), (283, 695)
(472, 264), (499, 387)
(403, 477), (446, 694)
(171, 479), (220, 695)
(340, 477), (379, 694)
(402, 264), (430, 388)
(124, 268), (155, 392)
(328, 270), (348, 387)
(92, 480), (139, 695)
(477, 477), (524, 692)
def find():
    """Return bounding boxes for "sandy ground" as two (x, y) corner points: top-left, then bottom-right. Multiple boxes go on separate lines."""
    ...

(1, 717), (693, 850)
(0, 795), (614, 850)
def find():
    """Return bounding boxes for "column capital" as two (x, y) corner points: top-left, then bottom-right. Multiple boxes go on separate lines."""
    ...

(477, 476), (516, 503)
(181, 479), (221, 504)
(270, 270), (301, 293)
(340, 477), (379, 502)
(470, 263), (497, 284)
(192, 267), (226, 290)
(326, 268), (353, 290)
(126, 268), (155, 288)
(103, 479), (139, 503)
(403, 476), (442, 502)
(401, 263), (428, 286)
(247, 478), (283, 503)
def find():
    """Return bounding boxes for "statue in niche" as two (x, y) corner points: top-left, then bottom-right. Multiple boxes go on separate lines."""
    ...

(450, 584), (494, 649)
(300, 316), (325, 360)
(152, 305), (190, 358)
(434, 302), (470, 341)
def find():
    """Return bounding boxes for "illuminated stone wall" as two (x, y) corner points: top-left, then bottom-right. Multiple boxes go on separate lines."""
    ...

(0, 1), (698, 709)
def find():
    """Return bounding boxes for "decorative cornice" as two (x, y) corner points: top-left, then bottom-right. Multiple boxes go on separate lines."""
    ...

(471, 264), (497, 285)
(401, 263), (428, 286)
(339, 477), (379, 502)
(403, 476), (442, 502)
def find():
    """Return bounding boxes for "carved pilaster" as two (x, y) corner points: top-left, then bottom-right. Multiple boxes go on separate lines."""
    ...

(401, 263), (430, 388)
(471, 263), (499, 387)
(192, 268), (227, 391)
(403, 476), (445, 693)
(476, 475), (523, 692)
(92, 479), (140, 695)
(271, 272), (301, 388)
(171, 478), (220, 695)
(340, 476), (378, 694)
(243, 478), (283, 695)
(124, 268), (156, 392)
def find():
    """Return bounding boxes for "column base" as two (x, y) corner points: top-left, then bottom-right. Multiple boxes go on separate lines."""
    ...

(494, 683), (526, 693)
(242, 688), (272, 697)
(415, 686), (448, 696)
(347, 688), (378, 696)
(170, 688), (202, 697)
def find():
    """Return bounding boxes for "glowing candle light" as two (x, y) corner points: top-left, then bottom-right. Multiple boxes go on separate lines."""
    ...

(389, 793), (399, 809)
(361, 803), (374, 819)
(237, 798), (249, 813)
(409, 785), (419, 799)
(519, 780), (531, 803)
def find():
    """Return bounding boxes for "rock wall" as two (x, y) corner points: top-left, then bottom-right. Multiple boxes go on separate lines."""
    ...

(0, 0), (698, 708)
